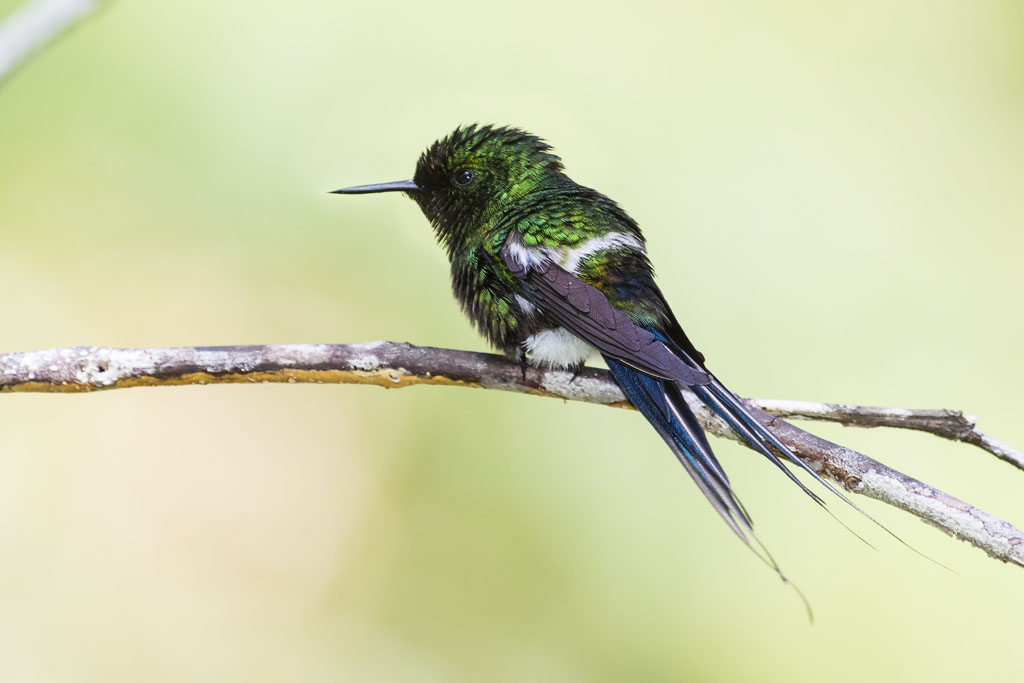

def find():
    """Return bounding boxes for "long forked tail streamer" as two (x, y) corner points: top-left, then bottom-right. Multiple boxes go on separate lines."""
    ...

(700, 377), (953, 571)
(605, 357), (814, 618)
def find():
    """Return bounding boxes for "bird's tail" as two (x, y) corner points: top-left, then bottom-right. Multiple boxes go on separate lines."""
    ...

(607, 339), (942, 577)
(605, 358), (784, 567)
(605, 356), (826, 618)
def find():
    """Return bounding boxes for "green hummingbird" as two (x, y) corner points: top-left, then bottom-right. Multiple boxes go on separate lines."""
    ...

(332, 124), (867, 572)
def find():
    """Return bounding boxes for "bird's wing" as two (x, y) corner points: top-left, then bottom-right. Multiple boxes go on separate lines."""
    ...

(502, 234), (883, 525)
(500, 242), (709, 386)
(501, 227), (933, 582)
(502, 238), (798, 579)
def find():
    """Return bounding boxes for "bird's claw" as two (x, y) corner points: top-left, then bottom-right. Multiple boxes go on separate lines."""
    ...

(567, 362), (586, 384)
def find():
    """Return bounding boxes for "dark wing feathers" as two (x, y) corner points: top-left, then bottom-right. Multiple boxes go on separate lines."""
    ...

(508, 254), (710, 386)
(503, 238), (925, 578)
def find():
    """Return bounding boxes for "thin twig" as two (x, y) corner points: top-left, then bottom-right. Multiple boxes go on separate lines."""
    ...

(1, 341), (1021, 567)
(757, 399), (1024, 471)
(0, 0), (104, 84)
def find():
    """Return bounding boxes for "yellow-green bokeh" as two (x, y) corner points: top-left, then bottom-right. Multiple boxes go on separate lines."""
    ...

(1, 1), (1023, 681)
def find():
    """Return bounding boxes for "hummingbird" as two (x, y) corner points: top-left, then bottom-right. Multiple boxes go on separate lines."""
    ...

(332, 124), (869, 573)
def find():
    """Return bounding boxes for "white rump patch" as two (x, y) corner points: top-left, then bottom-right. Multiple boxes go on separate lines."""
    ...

(524, 328), (596, 369)
(504, 231), (644, 276)
(556, 232), (645, 274)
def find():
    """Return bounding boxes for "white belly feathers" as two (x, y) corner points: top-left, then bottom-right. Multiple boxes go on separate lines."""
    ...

(524, 327), (596, 369)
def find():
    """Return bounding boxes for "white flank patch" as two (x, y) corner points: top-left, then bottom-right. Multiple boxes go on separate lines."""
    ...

(504, 240), (548, 270)
(524, 328), (596, 369)
(556, 232), (645, 274)
(514, 294), (538, 315)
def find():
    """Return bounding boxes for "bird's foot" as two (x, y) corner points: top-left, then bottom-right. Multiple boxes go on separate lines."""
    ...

(567, 361), (587, 384)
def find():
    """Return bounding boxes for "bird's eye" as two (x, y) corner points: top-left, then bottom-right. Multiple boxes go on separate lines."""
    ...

(453, 168), (476, 187)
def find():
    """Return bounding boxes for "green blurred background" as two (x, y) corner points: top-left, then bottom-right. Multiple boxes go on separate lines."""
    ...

(1, 0), (1023, 680)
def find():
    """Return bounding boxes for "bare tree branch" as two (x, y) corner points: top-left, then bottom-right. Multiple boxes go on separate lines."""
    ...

(2, 341), (1021, 567)
(757, 399), (1024, 471)
(0, 0), (105, 83)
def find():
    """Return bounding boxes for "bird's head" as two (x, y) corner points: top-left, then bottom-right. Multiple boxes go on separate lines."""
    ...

(332, 124), (567, 249)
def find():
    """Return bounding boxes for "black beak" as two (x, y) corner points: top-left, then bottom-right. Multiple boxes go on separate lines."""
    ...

(330, 179), (419, 195)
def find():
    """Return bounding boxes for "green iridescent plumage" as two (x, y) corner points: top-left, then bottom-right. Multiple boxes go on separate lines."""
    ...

(402, 124), (687, 360)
